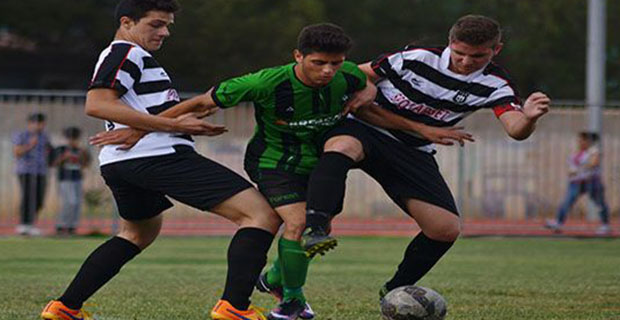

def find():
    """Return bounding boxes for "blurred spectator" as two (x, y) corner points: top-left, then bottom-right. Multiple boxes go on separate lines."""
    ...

(546, 132), (611, 234)
(52, 127), (91, 235)
(12, 113), (52, 236)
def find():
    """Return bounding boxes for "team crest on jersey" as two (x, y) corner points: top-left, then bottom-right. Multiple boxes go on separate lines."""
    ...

(167, 89), (180, 101)
(452, 90), (470, 104)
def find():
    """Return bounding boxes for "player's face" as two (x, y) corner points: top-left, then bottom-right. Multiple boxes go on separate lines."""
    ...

(123, 10), (174, 51)
(294, 50), (346, 87)
(448, 40), (502, 75)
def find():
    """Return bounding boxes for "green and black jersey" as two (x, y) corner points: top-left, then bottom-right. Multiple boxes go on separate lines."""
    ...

(212, 61), (366, 175)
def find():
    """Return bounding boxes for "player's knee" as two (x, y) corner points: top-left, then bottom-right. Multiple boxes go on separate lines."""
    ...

(323, 136), (364, 162)
(118, 230), (159, 250)
(283, 216), (306, 239)
(426, 218), (461, 242)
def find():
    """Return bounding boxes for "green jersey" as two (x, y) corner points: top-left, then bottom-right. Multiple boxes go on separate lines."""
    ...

(212, 61), (366, 175)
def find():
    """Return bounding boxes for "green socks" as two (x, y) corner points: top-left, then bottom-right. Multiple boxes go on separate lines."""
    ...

(265, 237), (310, 302)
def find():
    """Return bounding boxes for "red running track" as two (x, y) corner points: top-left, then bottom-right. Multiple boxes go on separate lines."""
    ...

(0, 217), (617, 238)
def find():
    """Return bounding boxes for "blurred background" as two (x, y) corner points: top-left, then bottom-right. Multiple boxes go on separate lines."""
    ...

(0, 0), (618, 236)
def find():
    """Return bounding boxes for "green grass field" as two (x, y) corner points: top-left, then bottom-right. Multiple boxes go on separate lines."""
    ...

(1, 236), (619, 320)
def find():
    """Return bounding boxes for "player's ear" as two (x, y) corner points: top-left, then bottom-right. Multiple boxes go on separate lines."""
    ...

(293, 49), (304, 64)
(119, 16), (134, 30)
(493, 42), (504, 55)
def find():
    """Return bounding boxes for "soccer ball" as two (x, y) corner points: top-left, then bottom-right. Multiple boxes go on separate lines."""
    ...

(380, 285), (447, 320)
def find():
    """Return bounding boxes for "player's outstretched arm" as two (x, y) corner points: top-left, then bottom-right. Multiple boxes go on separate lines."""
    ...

(353, 105), (474, 146)
(87, 88), (226, 149)
(498, 91), (550, 140)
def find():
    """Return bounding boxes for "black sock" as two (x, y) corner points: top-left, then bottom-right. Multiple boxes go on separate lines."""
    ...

(306, 152), (356, 217)
(59, 236), (141, 309)
(385, 232), (454, 291)
(306, 210), (332, 233)
(222, 227), (274, 310)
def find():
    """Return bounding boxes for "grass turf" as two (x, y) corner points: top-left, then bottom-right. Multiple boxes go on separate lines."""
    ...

(0, 236), (618, 319)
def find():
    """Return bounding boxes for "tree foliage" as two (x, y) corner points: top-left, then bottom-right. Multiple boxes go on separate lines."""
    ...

(0, 0), (617, 100)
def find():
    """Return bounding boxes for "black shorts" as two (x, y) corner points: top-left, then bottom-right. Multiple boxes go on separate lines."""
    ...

(324, 119), (459, 216)
(245, 167), (309, 208)
(100, 145), (252, 220)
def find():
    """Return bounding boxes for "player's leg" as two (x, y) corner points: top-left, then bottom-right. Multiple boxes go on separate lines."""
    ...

(351, 128), (460, 296)
(304, 120), (368, 256)
(245, 169), (316, 319)
(42, 216), (163, 320)
(207, 188), (280, 313)
(148, 149), (279, 318)
(382, 199), (459, 294)
(265, 203), (315, 320)
(42, 159), (172, 320)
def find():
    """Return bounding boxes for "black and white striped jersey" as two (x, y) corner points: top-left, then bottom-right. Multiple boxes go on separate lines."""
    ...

(89, 40), (193, 165)
(358, 45), (522, 152)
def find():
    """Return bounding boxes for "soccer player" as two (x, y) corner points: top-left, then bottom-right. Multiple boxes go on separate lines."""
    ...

(40, 1), (280, 320)
(302, 14), (551, 298)
(89, 22), (461, 320)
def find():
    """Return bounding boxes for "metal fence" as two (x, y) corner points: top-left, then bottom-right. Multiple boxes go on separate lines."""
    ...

(0, 91), (618, 232)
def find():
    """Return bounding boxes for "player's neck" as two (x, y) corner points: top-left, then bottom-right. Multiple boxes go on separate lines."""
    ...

(293, 64), (322, 88)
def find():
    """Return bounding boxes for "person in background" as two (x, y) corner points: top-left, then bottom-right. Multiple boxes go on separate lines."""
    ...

(12, 112), (52, 236)
(52, 127), (91, 235)
(546, 131), (611, 235)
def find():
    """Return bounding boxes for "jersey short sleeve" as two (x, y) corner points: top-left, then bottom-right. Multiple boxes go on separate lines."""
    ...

(488, 85), (523, 118)
(211, 70), (268, 108)
(339, 61), (367, 94)
(369, 46), (412, 79)
(89, 43), (143, 96)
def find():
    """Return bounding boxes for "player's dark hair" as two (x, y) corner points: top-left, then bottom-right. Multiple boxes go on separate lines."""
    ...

(449, 15), (501, 47)
(114, 0), (180, 26)
(63, 127), (82, 139)
(297, 23), (353, 55)
(27, 113), (46, 123)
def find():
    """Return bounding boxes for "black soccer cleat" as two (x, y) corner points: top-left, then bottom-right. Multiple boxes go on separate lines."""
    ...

(256, 272), (283, 301)
(301, 226), (338, 258)
(268, 298), (306, 320)
(256, 273), (315, 319)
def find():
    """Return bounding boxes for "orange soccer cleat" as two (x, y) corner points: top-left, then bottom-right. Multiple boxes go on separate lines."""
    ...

(40, 300), (94, 320)
(211, 299), (267, 320)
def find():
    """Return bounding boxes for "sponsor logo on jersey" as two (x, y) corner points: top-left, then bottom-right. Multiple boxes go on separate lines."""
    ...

(274, 113), (344, 129)
(452, 90), (469, 104)
(167, 88), (180, 102)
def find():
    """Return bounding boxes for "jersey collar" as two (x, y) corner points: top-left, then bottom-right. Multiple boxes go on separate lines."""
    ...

(440, 47), (487, 80)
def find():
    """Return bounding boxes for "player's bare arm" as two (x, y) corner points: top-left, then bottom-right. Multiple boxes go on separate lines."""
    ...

(498, 91), (550, 140)
(342, 80), (377, 114)
(88, 88), (226, 149)
(355, 62), (474, 146)
(358, 62), (381, 83)
(354, 104), (474, 146)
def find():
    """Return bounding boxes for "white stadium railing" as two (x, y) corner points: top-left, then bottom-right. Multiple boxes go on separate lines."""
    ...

(0, 90), (617, 233)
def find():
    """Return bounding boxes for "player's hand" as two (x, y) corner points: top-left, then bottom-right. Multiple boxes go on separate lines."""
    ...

(89, 128), (147, 150)
(173, 112), (228, 136)
(523, 92), (550, 122)
(418, 125), (475, 146)
(194, 93), (220, 118)
(343, 83), (377, 115)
